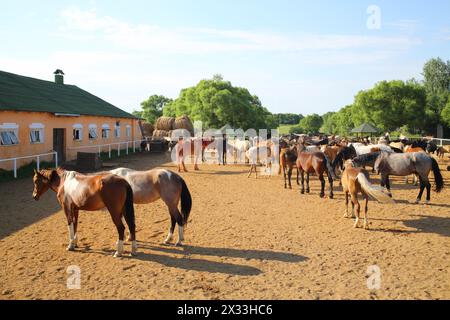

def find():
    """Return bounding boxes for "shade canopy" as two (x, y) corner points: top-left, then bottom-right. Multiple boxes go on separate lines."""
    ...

(351, 123), (379, 134)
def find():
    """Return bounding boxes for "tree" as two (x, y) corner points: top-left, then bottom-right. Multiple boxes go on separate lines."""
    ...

(163, 76), (273, 130)
(351, 80), (426, 132)
(422, 57), (450, 95)
(274, 113), (304, 125)
(132, 110), (143, 119)
(139, 95), (172, 124)
(320, 111), (336, 134)
(442, 99), (450, 127)
(299, 114), (323, 134)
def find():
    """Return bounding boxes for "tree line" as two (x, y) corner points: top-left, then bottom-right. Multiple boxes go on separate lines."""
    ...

(133, 58), (450, 136)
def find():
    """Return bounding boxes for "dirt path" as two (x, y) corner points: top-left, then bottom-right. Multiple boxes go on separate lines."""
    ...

(0, 152), (449, 299)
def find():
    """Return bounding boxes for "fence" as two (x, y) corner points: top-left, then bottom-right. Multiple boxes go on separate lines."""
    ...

(67, 139), (147, 159)
(430, 138), (450, 146)
(0, 151), (58, 178)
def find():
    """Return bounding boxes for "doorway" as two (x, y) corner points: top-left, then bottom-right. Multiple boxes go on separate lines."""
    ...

(53, 128), (66, 164)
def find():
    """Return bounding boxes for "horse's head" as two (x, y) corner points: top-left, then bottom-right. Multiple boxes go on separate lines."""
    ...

(32, 169), (58, 200)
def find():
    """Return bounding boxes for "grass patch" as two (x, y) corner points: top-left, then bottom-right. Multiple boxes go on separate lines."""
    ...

(0, 160), (56, 183)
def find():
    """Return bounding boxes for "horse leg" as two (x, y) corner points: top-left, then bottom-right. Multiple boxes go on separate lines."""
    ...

(363, 195), (369, 230)
(122, 207), (137, 256)
(164, 216), (176, 245)
(351, 194), (360, 228)
(306, 173), (310, 194)
(288, 167), (293, 189)
(415, 178), (426, 204)
(319, 174), (325, 198)
(109, 211), (126, 258)
(72, 208), (79, 248)
(63, 205), (76, 251)
(344, 191), (349, 218)
(300, 170), (305, 194)
(327, 171), (334, 199)
(283, 165), (287, 189)
(425, 180), (431, 204)
(169, 207), (184, 246)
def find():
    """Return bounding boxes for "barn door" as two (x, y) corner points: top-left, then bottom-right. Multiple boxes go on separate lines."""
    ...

(53, 128), (66, 164)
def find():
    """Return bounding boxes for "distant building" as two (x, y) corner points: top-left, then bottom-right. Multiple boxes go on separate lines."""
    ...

(0, 70), (140, 170)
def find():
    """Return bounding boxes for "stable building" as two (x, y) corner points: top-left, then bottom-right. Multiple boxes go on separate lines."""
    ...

(0, 69), (141, 170)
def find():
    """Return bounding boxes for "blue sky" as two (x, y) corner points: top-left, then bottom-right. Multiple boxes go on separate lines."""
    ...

(1, 0), (449, 115)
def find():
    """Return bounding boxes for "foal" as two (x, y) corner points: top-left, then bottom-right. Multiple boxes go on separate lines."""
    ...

(32, 169), (136, 257)
(341, 161), (394, 229)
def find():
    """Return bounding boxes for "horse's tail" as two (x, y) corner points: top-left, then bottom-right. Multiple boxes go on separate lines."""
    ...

(431, 157), (444, 193)
(324, 154), (338, 180)
(123, 184), (135, 233)
(180, 177), (192, 226)
(357, 173), (395, 204)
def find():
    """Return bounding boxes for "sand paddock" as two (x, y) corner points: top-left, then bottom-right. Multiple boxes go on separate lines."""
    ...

(0, 152), (449, 300)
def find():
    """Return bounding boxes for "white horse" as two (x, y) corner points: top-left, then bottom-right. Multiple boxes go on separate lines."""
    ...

(246, 146), (272, 178)
(229, 139), (251, 164)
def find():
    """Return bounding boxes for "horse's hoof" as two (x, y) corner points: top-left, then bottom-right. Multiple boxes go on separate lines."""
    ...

(414, 199), (420, 204)
(301, 190), (305, 194)
(66, 246), (75, 252)
(113, 252), (123, 258)
(425, 200), (431, 205)
(329, 194), (334, 199)
(320, 194), (325, 198)
(175, 242), (183, 247)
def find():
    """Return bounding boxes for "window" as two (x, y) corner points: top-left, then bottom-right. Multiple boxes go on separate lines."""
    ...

(88, 125), (98, 140)
(126, 125), (131, 138)
(29, 123), (44, 144)
(0, 123), (19, 146)
(73, 124), (83, 141)
(102, 124), (110, 139)
(115, 125), (121, 138)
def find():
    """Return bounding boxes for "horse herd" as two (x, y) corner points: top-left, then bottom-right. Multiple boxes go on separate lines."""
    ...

(278, 135), (444, 229)
(30, 135), (445, 257)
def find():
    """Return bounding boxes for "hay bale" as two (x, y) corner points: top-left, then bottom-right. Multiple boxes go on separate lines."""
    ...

(152, 129), (169, 138)
(142, 122), (154, 136)
(173, 115), (194, 135)
(155, 117), (175, 131)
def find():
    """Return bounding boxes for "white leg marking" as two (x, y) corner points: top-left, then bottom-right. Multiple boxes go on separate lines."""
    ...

(67, 223), (75, 251)
(114, 240), (124, 258)
(164, 232), (174, 244)
(131, 241), (138, 256)
(176, 225), (184, 246)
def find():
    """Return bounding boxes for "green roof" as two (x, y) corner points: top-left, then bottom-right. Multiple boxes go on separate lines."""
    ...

(351, 123), (380, 134)
(0, 70), (135, 119)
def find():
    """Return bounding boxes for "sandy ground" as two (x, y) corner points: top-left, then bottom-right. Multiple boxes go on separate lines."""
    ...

(0, 152), (449, 300)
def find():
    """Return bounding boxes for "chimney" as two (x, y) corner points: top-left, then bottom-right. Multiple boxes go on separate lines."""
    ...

(54, 69), (65, 85)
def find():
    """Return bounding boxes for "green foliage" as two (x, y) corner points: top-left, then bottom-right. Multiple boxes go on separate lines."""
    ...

(299, 114), (323, 134)
(442, 99), (450, 127)
(274, 113), (304, 125)
(163, 77), (274, 130)
(351, 80), (426, 132)
(139, 95), (173, 124)
(422, 57), (450, 95)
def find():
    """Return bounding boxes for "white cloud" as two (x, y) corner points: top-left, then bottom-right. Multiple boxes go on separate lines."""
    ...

(57, 6), (421, 55)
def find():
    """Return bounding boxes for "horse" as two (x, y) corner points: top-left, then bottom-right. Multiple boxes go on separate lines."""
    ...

(350, 152), (381, 171)
(437, 145), (450, 159)
(332, 145), (358, 172)
(296, 144), (337, 198)
(246, 144), (273, 179)
(228, 138), (251, 164)
(109, 167), (192, 246)
(280, 145), (298, 188)
(404, 146), (426, 184)
(174, 137), (215, 171)
(341, 160), (394, 229)
(32, 169), (136, 257)
(374, 152), (444, 204)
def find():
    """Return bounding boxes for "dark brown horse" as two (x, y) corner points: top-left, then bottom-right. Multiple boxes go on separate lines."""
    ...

(296, 144), (337, 198)
(32, 168), (136, 257)
(280, 143), (298, 189)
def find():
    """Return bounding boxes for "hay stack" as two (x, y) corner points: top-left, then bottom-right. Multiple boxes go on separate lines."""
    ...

(142, 122), (154, 137)
(155, 117), (175, 131)
(173, 116), (194, 135)
(152, 129), (170, 138)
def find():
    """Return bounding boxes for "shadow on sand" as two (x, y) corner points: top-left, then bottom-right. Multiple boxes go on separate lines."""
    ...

(138, 244), (309, 264)
(370, 215), (450, 237)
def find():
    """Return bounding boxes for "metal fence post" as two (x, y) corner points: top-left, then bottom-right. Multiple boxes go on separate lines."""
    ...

(55, 152), (58, 168)
(109, 145), (111, 158)
(126, 142), (129, 155)
(13, 159), (17, 178)
(37, 155), (40, 171)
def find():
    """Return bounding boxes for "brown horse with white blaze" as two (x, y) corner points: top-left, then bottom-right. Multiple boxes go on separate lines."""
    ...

(109, 167), (192, 246)
(32, 168), (136, 257)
